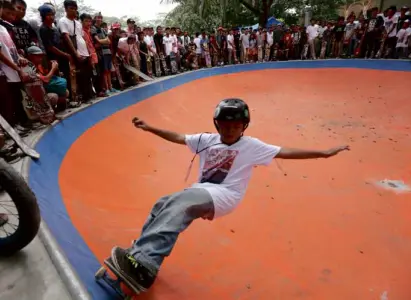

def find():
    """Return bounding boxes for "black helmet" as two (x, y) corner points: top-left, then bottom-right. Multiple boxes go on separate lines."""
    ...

(213, 98), (250, 130)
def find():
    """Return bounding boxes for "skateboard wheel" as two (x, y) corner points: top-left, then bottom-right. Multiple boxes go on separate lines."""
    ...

(95, 266), (106, 279)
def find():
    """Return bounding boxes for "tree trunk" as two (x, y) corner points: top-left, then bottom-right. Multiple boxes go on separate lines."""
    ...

(239, 0), (274, 27)
(259, 0), (269, 27)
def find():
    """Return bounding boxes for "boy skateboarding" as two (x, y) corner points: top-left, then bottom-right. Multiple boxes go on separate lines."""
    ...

(110, 98), (349, 292)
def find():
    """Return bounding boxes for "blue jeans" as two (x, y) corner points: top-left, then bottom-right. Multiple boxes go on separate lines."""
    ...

(129, 188), (214, 273)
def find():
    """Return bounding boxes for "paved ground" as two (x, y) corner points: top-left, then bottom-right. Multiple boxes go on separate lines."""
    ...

(0, 158), (70, 300)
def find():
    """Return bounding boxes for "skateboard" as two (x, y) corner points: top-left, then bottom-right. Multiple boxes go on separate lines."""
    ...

(145, 54), (153, 77)
(153, 53), (161, 77)
(169, 52), (178, 74)
(21, 61), (56, 125)
(320, 41), (327, 59)
(159, 53), (169, 76)
(95, 257), (141, 299)
(257, 46), (263, 62)
(68, 60), (79, 104)
(113, 57), (125, 90)
(375, 34), (386, 58)
(301, 43), (309, 59)
(203, 44), (211, 68)
(272, 47), (278, 61)
(0, 115), (40, 159)
(123, 64), (153, 82)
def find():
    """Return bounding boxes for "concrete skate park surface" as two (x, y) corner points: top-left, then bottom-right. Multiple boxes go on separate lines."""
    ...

(1, 60), (411, 300)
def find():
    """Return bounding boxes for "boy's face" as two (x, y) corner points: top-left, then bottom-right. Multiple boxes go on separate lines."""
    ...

(217, 120), (245, 144)
(14, 2), (26, 21)
(95, 16), (103, 26)
(82, 18), (92, 28)
(44, 13), (55, 24)
(166, 29), (170, 34)
(28, 54), (43, 65)
(65, 5), (77, 18)
(2, 8), (16, 22)
(311, 20), (315, 25)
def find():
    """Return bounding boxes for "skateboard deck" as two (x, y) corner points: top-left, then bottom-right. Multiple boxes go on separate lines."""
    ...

(153, 54), (161, 77)
(21, 62), (56, 125)
(123, 64), (153, 81)
(69, 60), (78, 103)
(302, 44), (309, 59)
(146, 55), (153, 77)
(273, 48), (278, 60)
(0, 115), (40, 159)
(375, 35), (386, 58)
(95, 257), (141, 299)
(257, 46), (263, 62)
(114, 59), (125, 90)
(169, 52), (178, 74)
(159, 53), (169, 76)
(320, 41), (327, 59)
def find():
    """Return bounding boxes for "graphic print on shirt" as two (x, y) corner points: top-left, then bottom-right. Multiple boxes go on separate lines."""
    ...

(200, 149), (238, 184)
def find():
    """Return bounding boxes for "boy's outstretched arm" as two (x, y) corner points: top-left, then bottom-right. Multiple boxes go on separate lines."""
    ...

(276, 145), (350, 159)
(132, 117), (186, 145)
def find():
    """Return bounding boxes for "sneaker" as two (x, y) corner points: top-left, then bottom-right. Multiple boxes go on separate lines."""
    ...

(109, 88), (120, 93)
(111, 246), (156, 291)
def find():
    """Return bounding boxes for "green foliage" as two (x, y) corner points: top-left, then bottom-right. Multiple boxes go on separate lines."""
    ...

(163, 0), (222, 32)
(163, 0), (347, 29)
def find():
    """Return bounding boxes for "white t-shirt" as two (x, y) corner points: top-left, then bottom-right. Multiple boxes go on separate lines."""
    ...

(144, 35), (154, 56)
(163, 35), (173, 56)
(185, 133), (281, 218)
(241, 33), (250, 48)
(384, 16), (398, 38)
(117, 37), (129, 54)
(396, 28), (410, 48)
(227, 34), (234, 49)
(193, 37), (201, 54)
(171, 34), (178, 53)
(306, 25), (318, 40)
(0, 25), (20, 82)
(266, 32), (273, 46)
(344, 22), (357, 40)
(58, 17), (89, 57)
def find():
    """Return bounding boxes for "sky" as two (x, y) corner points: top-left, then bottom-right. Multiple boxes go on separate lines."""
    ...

(24, 0), (178, 21)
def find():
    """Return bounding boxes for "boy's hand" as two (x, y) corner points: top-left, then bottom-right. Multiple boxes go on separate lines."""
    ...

(18, 57), (28, 67)
(132, 117), (150, 131)
(324, 145), (350, 157)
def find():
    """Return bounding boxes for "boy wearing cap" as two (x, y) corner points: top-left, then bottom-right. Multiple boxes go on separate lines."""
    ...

(109, 99), (350, 292)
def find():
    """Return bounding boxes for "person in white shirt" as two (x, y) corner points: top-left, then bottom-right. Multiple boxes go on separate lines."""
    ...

(306, 19), (318, 59)
(240, 28), (250, 62)
(193, 32), (202, 66)
(110, 98), (350, 291)
(395, 20), (410, 58)
(266, 27), (274, 60)
(344, 15), (358, 57)
(162, 28), (174, 69)
(226, 29), (235, 64)
(58, 0), (92, 102)
(381, 6), (399, 58)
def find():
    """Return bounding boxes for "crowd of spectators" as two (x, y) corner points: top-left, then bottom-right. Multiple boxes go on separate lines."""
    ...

(0, 0), (409, 161)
